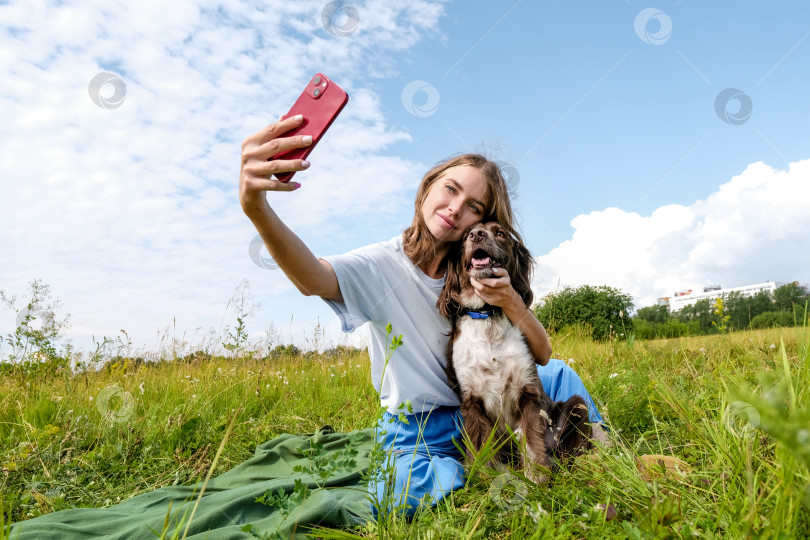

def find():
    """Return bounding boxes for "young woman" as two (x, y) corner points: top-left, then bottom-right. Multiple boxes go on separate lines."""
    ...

(240, 115), (606, 516)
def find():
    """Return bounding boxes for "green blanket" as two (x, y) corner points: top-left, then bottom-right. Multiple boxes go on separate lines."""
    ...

(10, 427), (375, 539)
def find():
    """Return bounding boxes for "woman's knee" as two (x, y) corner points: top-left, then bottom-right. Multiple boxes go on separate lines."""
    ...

(371, 453), (464, 518)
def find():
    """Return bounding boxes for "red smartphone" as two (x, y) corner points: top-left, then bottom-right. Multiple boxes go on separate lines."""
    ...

(271, 73), (349, 183)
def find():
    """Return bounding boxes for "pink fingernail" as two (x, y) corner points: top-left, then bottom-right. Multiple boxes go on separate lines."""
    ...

(301, 160), (311, 169)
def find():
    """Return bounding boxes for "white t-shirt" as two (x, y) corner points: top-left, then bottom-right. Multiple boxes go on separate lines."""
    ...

(321, 235), (461, 414)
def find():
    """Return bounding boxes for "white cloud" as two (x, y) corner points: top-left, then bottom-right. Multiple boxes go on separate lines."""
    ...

(0, 0), (447, 356)
(534, 159), (810, 309)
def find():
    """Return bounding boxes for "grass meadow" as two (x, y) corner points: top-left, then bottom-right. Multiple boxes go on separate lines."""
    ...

(1, 325), (808, 539)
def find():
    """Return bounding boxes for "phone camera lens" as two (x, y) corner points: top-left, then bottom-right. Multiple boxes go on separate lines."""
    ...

(313, 87), (322, 97)
(312, 75), (322, 85)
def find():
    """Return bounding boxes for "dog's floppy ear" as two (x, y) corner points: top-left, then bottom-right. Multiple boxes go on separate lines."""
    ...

(437, 248), (464, 318)
(510, 239), (536, 308)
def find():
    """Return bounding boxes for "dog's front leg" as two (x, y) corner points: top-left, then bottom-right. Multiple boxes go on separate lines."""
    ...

(516, 387), (552, 483)
(460, 393), (495, 464)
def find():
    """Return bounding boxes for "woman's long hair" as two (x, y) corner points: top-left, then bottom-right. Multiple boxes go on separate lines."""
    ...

(402, 154), (524, 268)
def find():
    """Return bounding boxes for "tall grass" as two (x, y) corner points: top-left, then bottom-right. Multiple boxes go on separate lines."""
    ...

(2, 326), (808, 538)
(0, 349), (375, 524)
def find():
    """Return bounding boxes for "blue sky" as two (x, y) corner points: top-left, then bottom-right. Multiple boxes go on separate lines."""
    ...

(1, 0), (808, 359)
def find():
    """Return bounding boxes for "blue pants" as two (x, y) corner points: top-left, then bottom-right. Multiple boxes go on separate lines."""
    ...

(371, 358), (604, 517)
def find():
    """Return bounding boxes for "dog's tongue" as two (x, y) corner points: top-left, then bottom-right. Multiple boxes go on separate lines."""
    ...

(471, 256), (491, 269)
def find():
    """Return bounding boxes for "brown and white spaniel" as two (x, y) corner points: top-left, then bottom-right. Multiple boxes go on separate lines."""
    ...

(438, 222), (591, 480)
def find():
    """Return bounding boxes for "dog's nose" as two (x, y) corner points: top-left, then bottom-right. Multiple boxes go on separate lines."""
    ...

(469, 227), (487, 242)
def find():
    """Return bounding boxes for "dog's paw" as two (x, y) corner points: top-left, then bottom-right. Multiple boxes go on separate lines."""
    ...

(524, 467), (549, 484)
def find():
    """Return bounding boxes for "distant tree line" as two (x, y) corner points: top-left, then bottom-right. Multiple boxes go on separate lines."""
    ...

(533, 282), (808, 342)
(633, 282), (809, 339)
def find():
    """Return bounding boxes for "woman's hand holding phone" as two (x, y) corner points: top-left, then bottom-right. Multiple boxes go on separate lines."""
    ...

(239, 115), (312, 213)
(240, 73), (349, 212)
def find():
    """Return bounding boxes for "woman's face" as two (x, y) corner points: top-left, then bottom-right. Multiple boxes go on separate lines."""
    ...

(420, 165), (488, 244)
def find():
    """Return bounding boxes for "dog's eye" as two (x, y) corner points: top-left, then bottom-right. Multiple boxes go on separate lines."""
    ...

(496, 230), (505, 238)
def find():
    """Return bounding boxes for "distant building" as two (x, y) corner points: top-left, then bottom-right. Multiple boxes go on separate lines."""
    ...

(666, 281), (779, 312)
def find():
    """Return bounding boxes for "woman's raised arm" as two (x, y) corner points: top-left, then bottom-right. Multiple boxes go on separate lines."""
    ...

(239, 115), (342, 302)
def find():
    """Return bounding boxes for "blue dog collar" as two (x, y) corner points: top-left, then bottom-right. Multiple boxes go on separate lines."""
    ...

(464, 309), (495, 319)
